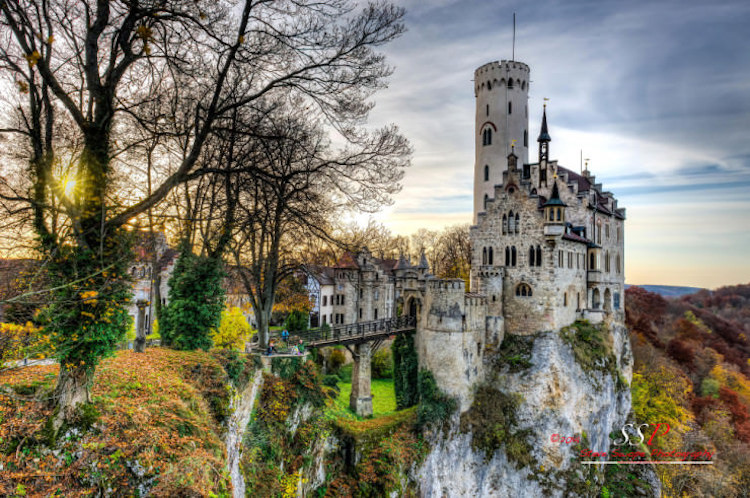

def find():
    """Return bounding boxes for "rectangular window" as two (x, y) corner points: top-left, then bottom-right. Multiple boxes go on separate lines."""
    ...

(341, 295), (345, 306)
(323, 296), (327, 307)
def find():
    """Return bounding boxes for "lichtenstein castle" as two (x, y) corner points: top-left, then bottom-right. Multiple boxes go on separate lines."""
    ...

(305, 59), (627, 409)
(470, 60), (626, 336)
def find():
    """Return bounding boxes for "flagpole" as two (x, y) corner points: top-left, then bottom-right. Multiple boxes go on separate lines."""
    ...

(512, 13), (516, 61)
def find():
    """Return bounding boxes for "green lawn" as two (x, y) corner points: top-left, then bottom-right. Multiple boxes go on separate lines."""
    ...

(335, 378), (397, 416)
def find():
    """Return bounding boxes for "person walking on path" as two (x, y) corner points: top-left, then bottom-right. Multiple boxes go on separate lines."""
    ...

(281, 329), (289, 347)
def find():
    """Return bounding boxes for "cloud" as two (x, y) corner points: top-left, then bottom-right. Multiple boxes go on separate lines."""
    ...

(355, 0), (750, 287)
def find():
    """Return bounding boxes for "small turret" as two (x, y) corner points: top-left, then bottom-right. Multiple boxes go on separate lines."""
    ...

(543, 180), (566, 237)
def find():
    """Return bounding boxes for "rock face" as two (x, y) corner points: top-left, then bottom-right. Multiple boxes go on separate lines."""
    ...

(226, 371), (264, 498)
(417, 318), (643, 497)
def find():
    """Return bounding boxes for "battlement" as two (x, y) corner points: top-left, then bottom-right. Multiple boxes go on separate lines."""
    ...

(464, 292), (487, 307)
(474, 60), (530, 95)
(427, 279), (465, 292)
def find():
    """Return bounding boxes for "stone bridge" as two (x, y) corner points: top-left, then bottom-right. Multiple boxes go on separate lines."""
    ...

(270, 315), (417, 416)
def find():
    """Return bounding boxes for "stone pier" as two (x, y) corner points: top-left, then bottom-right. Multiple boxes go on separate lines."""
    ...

(349, 343), (373, 417)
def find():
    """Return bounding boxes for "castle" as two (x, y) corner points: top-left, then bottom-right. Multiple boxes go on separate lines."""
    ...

(305, 59), (626, 408)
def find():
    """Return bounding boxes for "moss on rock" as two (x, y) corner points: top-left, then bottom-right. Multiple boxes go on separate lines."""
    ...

(459, 385), (536, 468)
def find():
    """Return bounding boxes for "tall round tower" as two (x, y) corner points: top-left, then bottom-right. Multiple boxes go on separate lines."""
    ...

(473, 60), (530, 222)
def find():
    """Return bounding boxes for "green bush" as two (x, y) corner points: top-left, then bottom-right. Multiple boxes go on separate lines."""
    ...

(371, 347), (393, 379)
(701, 377), (720, 398)
(416, 369), (456, 428)
(328, 348), (346, 372)
(160, 245), (225, 351)
(283, 310), (308, 333)
(392, 332), (419, 409)
(323, 374), (341, 390)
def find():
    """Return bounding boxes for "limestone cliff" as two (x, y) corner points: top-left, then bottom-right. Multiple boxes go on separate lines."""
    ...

(416, 318), (657, 497)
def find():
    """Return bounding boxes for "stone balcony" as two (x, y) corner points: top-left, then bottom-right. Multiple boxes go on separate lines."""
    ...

(587, 270), (604, 284)
(544, 224), (564, 237)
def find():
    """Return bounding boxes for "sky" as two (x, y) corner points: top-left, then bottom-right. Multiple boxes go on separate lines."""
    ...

(358, 0), (750, 289)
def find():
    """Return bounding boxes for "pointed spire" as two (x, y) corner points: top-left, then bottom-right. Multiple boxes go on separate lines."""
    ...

(537, 106), (551, 143)
(543, 180), (567, 207)
(395, 253), (412, 270)
(418, 251), (429, 269)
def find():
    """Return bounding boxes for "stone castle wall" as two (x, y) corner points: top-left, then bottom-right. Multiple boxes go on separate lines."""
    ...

(416, 279), (486, 410)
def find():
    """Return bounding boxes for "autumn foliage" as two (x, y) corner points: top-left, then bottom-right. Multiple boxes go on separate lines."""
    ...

(0, 349), (233, 496)
(626, 284), (750, 496)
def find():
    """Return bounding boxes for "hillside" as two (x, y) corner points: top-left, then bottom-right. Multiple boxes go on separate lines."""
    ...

(625, 284), (750, 497)
(0, 349), (249, 497)
(625, 284), (705, 298)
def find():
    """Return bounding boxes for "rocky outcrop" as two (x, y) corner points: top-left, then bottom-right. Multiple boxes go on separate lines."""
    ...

(417, 319), (657, 497)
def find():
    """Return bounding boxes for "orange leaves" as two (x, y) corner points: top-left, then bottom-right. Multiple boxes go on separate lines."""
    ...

(24, 51), (41, 67)
(0, 349), (231, 496)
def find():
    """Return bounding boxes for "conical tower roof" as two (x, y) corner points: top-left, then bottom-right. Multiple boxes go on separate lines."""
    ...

(543, 181), (567, 207)
(537, 107), (551, 142)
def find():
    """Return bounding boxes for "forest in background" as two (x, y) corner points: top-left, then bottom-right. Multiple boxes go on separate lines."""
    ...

(626, 284), (750, 497)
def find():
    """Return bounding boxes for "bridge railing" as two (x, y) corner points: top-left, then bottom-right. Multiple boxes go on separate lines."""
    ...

(269, 315), (416, 347)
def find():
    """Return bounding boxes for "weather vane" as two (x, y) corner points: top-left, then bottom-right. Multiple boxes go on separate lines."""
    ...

(543, 97), (550, 109)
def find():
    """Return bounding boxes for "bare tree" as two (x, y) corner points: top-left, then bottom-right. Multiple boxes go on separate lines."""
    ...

(230, 104), (409, 348)
(0, 0), (406, 426)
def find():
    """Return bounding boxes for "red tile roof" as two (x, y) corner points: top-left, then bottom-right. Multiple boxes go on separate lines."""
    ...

(334, 251), (359, 269)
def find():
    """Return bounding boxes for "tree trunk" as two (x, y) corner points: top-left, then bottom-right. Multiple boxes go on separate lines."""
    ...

(134, 301), (146, 353)
(256, 307), (270, 348)
(52, 363), (93, 432)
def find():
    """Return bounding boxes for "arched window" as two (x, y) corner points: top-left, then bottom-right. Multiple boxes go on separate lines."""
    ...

(487, 81), (492, 90)
(508, 101), (512, 114)
(521, 80), (526, 90)
(488, 247), (494, 265)
(515, 213), (520, 233)
(515, 283), (532, 297)
(564, 293), (568, 306)
(482, 247), (487, 265)
(507, 78), (513, 89)
(502, 214), (508, 235)
(528, 246), (535, 267)
(486, 104), (489, 116)
(556, 208), (561, 221)
(511, 246), (517, 266)
(505, 247), (510, 266)
(616, 255), (621, 274)
(605, 251), (610, 272)
(589, 252), (595, 270)
(482, 128), (493, 146)
(484, 165), (489, 181)
(536, 245), (542, 267)
(577, 293), (581, 310)
(484, 194), (489, 210)
(508, 210), (515, 233)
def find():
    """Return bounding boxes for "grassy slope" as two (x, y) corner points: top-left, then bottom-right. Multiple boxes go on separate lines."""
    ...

(334, 378), (397, 416)
(0, 348), (232, 497)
